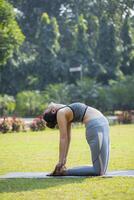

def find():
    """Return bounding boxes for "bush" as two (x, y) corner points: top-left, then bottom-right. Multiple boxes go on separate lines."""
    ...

(0, 95), (16, 116)
(109, 75), (134, 110)
(16, 91), (46, 117)
(30, 116), (46, 131)
(0, 117), (25, 133)
(0, 118), (12, 133)
(115, 111), (132, 124)
(11, 117), (25, 132)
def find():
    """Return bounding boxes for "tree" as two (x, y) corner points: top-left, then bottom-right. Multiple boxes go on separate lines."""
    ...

(0, 0), (134, 108)
(59, 14), (92, 83)
(68, 78), (100, 106)
(0, 0), (24, 66)
(73, 15), (92, 74)
(0, 41), (38, 95)
(120, 14), (134, 75)
(109, 75), (134, 110)
(43, 83), (70, 104)
(96, 15), (119, 83)
(9, 0), (65, 42)
(36, 13), (60, 88)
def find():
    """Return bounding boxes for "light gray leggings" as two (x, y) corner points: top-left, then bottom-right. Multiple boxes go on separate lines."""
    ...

(65, 117), (110, 176)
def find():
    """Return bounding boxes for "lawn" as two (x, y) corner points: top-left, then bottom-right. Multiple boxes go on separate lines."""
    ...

(0, 124), (134, 200)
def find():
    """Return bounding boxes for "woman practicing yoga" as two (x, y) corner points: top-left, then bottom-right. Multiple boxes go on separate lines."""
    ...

(43, 102), (110, 176)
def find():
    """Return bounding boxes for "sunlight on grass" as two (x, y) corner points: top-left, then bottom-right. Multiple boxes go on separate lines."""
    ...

(0, 124), (134, 200)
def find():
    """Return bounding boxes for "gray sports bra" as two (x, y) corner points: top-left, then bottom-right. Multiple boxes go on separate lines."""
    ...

(67, 102), (88, 122)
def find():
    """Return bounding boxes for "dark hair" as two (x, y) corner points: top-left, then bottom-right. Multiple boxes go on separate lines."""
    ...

(43, 111), (57, 129)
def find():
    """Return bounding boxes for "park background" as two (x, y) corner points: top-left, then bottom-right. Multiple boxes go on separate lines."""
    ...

(0, 0), (134, 120)
(0, 1), (134, 200)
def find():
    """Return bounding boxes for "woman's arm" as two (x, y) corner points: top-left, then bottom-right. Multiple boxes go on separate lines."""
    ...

(57, 110), (69, 165)
(64, 123), (71, 163)
(50, 109), (72, 175)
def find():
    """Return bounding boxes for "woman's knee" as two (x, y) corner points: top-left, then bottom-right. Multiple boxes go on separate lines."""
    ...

(94, 169), (105, 176)
(94, 161), (106, 176)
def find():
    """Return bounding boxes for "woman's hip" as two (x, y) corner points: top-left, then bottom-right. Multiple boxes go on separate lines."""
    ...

(85, 117), (109, 142)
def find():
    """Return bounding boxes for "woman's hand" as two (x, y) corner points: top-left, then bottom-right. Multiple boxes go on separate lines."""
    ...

(49, 162), (67, 176)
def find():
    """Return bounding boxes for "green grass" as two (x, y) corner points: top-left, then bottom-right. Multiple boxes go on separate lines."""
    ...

(0, 125), (134, 200)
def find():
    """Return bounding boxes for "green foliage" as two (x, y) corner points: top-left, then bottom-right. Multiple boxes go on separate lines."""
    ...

(120, 15), (134, 75)
(44, 83), (70, 104)
(41, 12), (50, 24)
(109, 75), (134, 110)
(38, 12), (60, 55)
(0, 0), (25, 66)
(94, 86), (113, 112)
(15, 91), (46, 117)
(35, 12), (61, 87)
(68, 78), (99, 105)
(0, 74), (134, 117)
(96, 15), (119, 83)
(0, 94), (16, 116)
(73, 15), (91, 69)
(0, 0), (134, 112)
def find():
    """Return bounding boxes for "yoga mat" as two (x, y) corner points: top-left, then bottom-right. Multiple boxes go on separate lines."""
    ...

(0, 170), (134, 179)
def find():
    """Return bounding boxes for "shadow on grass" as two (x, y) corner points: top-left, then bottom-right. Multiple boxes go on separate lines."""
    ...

(0, 178), (89, 193)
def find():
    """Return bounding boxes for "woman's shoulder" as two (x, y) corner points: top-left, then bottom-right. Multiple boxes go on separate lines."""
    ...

(57, 106), (73, 122)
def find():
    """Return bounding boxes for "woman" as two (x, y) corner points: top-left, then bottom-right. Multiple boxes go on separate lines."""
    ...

(43, 102), (110, 176)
